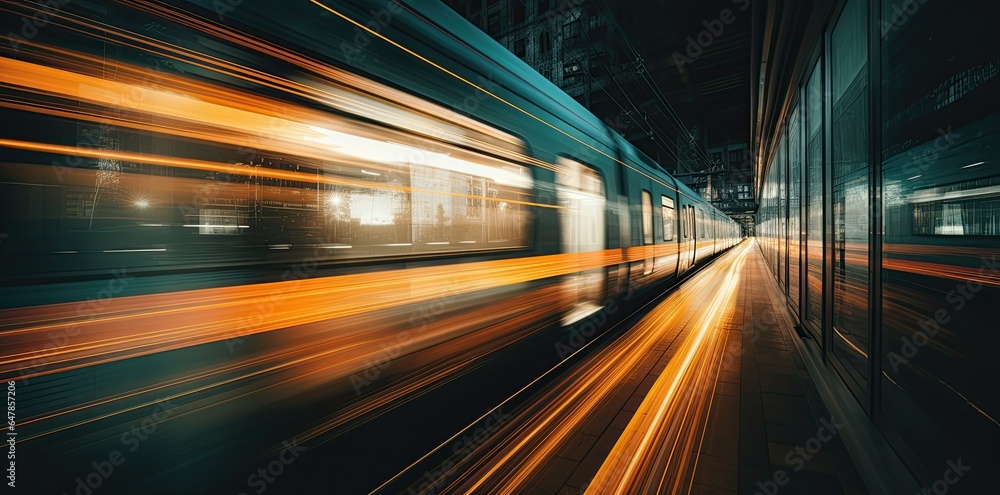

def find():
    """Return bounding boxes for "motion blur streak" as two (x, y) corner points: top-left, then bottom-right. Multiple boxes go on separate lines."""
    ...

(117, 0), (529, 160)
(15, 284), (568, 445)
(287, 285), (567, 451)
(586, 242), (746, 495)
(0, 249), (629, 381)
(587, 241), (747, 495)
(429, 241), (749, 494)
(883, 258), (1000, 287)
(0, 1), (743, 491)
(0, 55), (544, 205)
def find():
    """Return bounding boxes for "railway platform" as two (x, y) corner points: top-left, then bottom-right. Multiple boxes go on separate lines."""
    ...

(531, 240), (909, 494)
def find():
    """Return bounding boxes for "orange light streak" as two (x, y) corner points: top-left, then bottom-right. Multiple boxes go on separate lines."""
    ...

(586, 242), (747, 494)
(0, 246), (636, 382)
(428, 241), (749, 494)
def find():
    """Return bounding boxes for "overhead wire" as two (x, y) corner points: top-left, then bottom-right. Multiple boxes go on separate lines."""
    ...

(575, 16), (682, 166)
(589, 0), (716, 168)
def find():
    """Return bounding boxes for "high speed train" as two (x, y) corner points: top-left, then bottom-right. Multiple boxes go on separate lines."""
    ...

(0, 0), (740, 313)
(0, 2), (741, 491)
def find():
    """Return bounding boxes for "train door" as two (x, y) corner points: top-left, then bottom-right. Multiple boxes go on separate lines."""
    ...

(660, 194), (678, 277)
(677, 201), (688, 274)
(679, 202), (695, 271)
(710, 214), (717, 255)
(556, 157), (606, 325)
(641, 190), (654, 276)
(690, 205), (699, 265)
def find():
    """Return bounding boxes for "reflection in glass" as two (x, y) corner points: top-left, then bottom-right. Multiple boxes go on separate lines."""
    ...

(830, 0), (869, 399)
(558, 157), (606, 325)
(788, 104), (802, 310)
(879, 0), (1000, 483)
(806, 61), (824, 332)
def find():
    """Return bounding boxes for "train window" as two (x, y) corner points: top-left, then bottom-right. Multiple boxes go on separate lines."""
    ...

(642, 190), (654, 245)
(661, 195), (675, 241)
(911, 180), (1000, 236)
(681, 204), (689, 239)
(698, 208), (707, 238)
(690, 206), (697, 239)
(0, 49), (538, 278)
(557, 157), (606, 253)
(320, 138), (533, 256)
(557, 157), (606, 325)
(691, 207), (697, 238)
(912, 199), (1000, 236)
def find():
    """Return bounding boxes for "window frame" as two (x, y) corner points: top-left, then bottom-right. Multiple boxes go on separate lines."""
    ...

(641, 189), (654, 245)
(661, 195), (675, 241)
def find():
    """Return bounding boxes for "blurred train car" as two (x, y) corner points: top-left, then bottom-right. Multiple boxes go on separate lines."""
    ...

(0, 0), (739, 313)
(0, 1), (741, 483)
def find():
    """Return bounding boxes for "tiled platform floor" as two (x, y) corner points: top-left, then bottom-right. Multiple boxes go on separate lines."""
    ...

(549, 242), (871, 494)
(694, 243), (868, 494)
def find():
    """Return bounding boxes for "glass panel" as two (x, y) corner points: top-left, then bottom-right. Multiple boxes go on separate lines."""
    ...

(778, 134), (787, 288)
(690, 205), (696, 265)
(662, 195), (675, 241)
(879, 0), (1000, 487)
(641, 190), (654, 245)
(680, 206), (686, 238)
(806, 60), (824, 330)
(557, 157), (606, 325)
(830, 0), (869, 400)
(788, 103), (802, 311)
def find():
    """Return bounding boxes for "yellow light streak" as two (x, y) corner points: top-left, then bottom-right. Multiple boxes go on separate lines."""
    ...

(431, 241), (749, 494)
